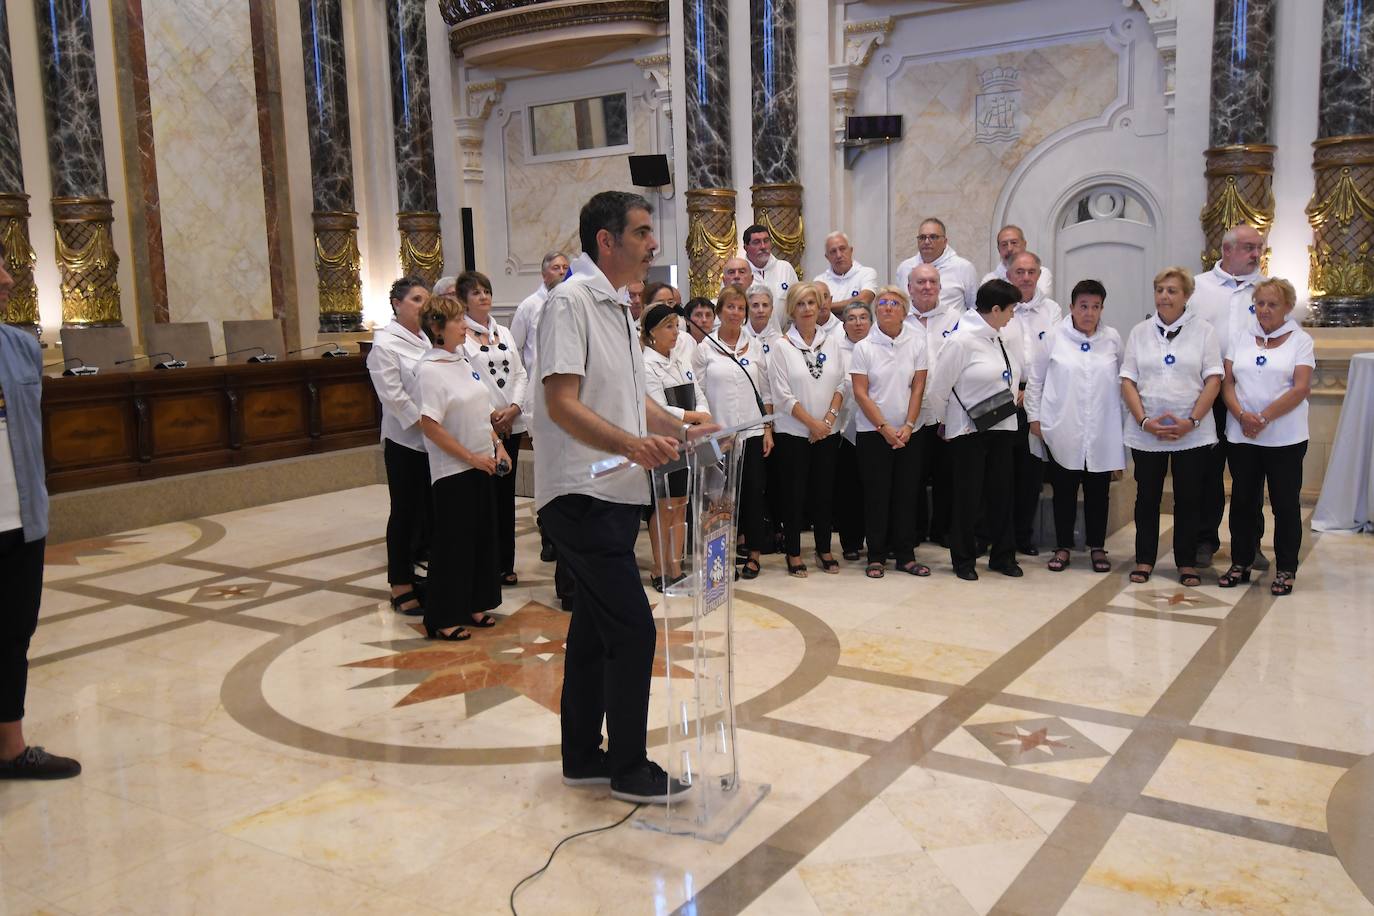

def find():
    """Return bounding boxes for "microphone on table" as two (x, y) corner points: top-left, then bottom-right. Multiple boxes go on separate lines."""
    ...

(44, 356), (100, 376)
(285, 343), (349, 358)
(209, 346), (276, 363)
(114, 351), (187, 370)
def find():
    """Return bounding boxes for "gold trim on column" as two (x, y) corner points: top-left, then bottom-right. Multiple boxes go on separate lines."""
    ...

(751, 183), (804, 277)
(397, 210), (444, 289)
(313, 210), (363, 330)
(1306, 134), (1374, 311)
(1199, 144), (1275, 270)
(51, 196), (122, 326)
(0, 193), (39, 328)
(686, 188), (736, 300)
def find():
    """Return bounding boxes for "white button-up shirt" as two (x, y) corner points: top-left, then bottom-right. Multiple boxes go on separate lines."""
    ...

(366, 319), (431, 451)
(849, 325), (928, 432)
(1025, 315), (1126, 472)
(751, 255), (799, 331)
(814, 262), (879, 305)
(693, 332), (771, 441)
(909, 303), (962, 428)
(981, 261), (1054, 299)
(415, 349), (495, 482)
(508, 284), (548, 372)
(1120, 311), (1223, 453)
(644, 339), (710, 421)
(894, 246), (979, 313)
(1189, 264), (1263, 359)
(1004, 291), (1063, 382)
(463, 316), (529, 435)
(769, 326), (849, 440)
(1226, 320), (1315, 448)
(925, 308), (1023, 439)
(533, 253), (650, 509)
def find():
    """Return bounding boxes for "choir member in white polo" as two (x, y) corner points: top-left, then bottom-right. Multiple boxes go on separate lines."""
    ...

(906, 264), (959, 547)
(980, 225), (1054, 297)
(814, 231), (878, 319)
(833, 301), (872, 562)
(1003, 251), (1062, 555)
(850, 285), (931, 579)
(743, 224), (798, 331)
(1188, 223), (1267, 567)
(893, 218), (979, 313)
(509, 251), (568, 376)
(1024, 279), (1124, 575)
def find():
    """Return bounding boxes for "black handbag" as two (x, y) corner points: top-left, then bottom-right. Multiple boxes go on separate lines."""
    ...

(952, 338), (1017, 432)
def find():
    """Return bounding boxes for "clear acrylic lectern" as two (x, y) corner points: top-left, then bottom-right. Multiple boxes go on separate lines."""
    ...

(590, 418), (772, 842)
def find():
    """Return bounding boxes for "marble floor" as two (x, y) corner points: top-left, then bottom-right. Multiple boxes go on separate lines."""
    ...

(4, 485), (1373, 915)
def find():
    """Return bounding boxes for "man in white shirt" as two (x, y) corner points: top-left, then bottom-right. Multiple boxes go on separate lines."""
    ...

(1189, 223), (1268, 568)
(893, 218), (979, 313)
(980, 225), (1053, 298)
(743, 224), (798, 324)
(814, 231), (878, 316)
(509, 251), (569, 373)
(906, 264), (958, 548)
(1004, 252), (1062, 555)
(535, 190), (705, 805)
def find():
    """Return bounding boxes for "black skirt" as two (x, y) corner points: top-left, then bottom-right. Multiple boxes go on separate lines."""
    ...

(425, 469), (502, 629)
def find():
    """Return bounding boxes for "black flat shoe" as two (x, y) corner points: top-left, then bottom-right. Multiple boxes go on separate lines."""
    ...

(650, 576), (665, 593)
(500, 572), (519, 587)
(955, 567), (979, 581)
(423, 624), (470, 641)
(1129, 565), (1153, 583)
(1018, 543), (1040, 557)
(0, 746), (82, 780)
(740, 559), (761, 580)
(540, 543), (557, 562)
(1090, 549), (1111, 573)
(469, 613), (498, 628)
(990, 562), (1024, 578)
(896, 560), (931, 577)
(389, 591), (424, 616)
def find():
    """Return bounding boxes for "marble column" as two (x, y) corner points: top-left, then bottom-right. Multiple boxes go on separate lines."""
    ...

(34, 0), (122, 326)
(1305, 0), (1374, 327)
(684, 0), (735, 299)
(0, 1), (38, 331)
(1199, 0), (1277, 269)
(749, 0), (803, 274)
(299, 0), (362, 332)
(386, 0), (443, 288)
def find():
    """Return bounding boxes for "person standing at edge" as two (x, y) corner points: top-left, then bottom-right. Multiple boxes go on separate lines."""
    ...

(536, 191), (712, 804)
(0, 262), (81, 779)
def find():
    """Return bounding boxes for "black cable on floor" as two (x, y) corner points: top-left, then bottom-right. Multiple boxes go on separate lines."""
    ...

(509, 802), (644, 915)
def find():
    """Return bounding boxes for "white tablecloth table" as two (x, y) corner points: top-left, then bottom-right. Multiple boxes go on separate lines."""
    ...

(1313, 352), (1374, 533)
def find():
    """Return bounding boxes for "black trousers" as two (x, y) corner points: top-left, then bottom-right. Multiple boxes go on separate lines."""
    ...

(948, 431), (1015, 572)
(541, 495), (656, 777)
(1013, 407), (1045, 548)
(737, 436), (769, 552)
(833, 437), (864, 555)
(1228, 441), (1306, 572)
(0, 529), (44, 723)
(1047, 459), (1112, 550)
(1131, 445), (1208, 568)
(775, 433), (841, 557)
(494, 433), (523, 576)
(383, 439), (433, 585)
(913, 424), (952, 545)
(426, 471), (502, 631)
(856, 430), (925, 564)
(1198, 399), (1229, 552)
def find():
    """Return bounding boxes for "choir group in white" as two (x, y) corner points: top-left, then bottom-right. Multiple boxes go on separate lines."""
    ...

(367, 212), (1312, 641)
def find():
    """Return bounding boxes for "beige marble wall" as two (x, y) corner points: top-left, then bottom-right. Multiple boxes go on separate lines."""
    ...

(888, 41), (1120, 276)
(145, 0), (272, 342)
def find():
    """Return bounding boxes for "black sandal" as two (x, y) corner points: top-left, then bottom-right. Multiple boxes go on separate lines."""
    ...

(865, 562), (885, 579)
(787, 559), (808, 578)
(469, 613), (498, 628)
(1129, 565), (1153, 584)
(1178, 569), (1202, 588)
(896, 560), (931, 577)
(424, 623), (470, 641)
(500, 572), (519, 587)
(1271, 571), (1295, 596)
(816, 553), (839, 574)
(389, 591), (424, 616)
(1090, 549), (1111, 573)
(1217, 565), (1251, 588)
(740, 558), (761, 580)
(1047, 550), (1070, 572)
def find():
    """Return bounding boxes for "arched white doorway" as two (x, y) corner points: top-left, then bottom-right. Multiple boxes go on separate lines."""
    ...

(1053, 181), (1161, 340)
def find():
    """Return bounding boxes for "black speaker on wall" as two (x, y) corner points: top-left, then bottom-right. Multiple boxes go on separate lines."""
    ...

(461, 208), (475, 271)
(629, 154), (671, 188)
(845, 115), (903, 141)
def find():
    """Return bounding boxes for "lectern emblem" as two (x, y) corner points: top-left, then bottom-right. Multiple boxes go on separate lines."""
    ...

(975, 67), (1021, 144)
(703, 529), (730, 614)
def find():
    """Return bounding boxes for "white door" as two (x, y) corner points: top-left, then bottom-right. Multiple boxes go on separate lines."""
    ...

(1054, 186), (1158, 341)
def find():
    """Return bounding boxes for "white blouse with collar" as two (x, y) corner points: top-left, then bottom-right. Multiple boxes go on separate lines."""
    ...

(924, 309), (1023, 439)
(1120, 311), (1223, 452)
(1025, 314), (1126, 471)
(769, 326), (850, 440)
(644, 340), (710, 421)
(693, 331), (771, 441)
(463, 316), (529, 435)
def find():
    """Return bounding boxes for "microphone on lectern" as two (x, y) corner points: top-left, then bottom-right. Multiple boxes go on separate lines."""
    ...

(44, 356), (100, 376)
(114, 351), (188, 370)
(285, 343), (349, 358)
(209, 346), (276, 363)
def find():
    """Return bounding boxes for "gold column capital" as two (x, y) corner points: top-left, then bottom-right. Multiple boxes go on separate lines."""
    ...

(313, 210), (363, 331)
(750, 183), (805, 278)
(1306, 134), (1374, 321)
(0, 193), (39, 329)
(686, 188), (737, 300)
(51, 196), (122, 326)
(398, 210), (444, 289)
(1199, 146), (1275, 271)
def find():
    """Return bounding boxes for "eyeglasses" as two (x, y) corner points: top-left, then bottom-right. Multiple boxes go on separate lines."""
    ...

(916, 234), (944, 242)
(875, 298), (903, 308)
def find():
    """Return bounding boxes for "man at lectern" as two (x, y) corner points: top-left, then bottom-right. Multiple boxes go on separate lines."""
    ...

(534, 191), (711, 805)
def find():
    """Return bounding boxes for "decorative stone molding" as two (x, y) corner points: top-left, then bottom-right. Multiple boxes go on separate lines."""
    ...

(454, 117), (487, 182)
(465, 79), (505, 120)
(448, 0), (668, 68)
(1127, 0), (1177, 112)
(635, 53), (670, 97)
(830, 17), (892, 148)
(1310, 356), (1351, 396)
(842, 18), (893, 68)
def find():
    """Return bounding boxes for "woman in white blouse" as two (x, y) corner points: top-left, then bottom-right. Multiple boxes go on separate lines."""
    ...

(695, 285), (774, 579)
(642, 303), (712, 590)
(366, 277), (433, 615)
(415, 292), (509, 640)
(452, 271), (529, 588)
(833, 302), (872, 562)
(1218, 278), (1313, 596)
(744, 283), (782, 351)
(769, 282), (849, 577)
(851, 286), (930, 578)
(925, 279), (1024, 580)
(1120, 267), (1223, 587)
(1025, 279), (1125, 574)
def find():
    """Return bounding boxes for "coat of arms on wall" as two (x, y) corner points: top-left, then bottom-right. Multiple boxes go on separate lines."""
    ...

(975, 67), (1021, 144)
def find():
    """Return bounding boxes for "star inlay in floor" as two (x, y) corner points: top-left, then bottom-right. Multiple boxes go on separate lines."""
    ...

(45, 534), (146, 566)
(342, 600), (719, 716)
(190, 582), (271, 603)
(964, 716), (1109, 766)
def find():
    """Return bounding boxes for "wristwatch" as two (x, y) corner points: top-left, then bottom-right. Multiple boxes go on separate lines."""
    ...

(1190, 417), (1202, 428)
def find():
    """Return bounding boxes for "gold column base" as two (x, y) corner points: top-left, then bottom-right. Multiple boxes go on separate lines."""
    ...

(0, 193), (39, 329)
(314, 210), (363, 332)
(52, 196), (122, 326)
(398, 211), (444, 289)
(1305, 135), (1374, 321)
(686, 188), (737, 300)
(751, 183), (804, 278)
(1199, 145), (1275, 270)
